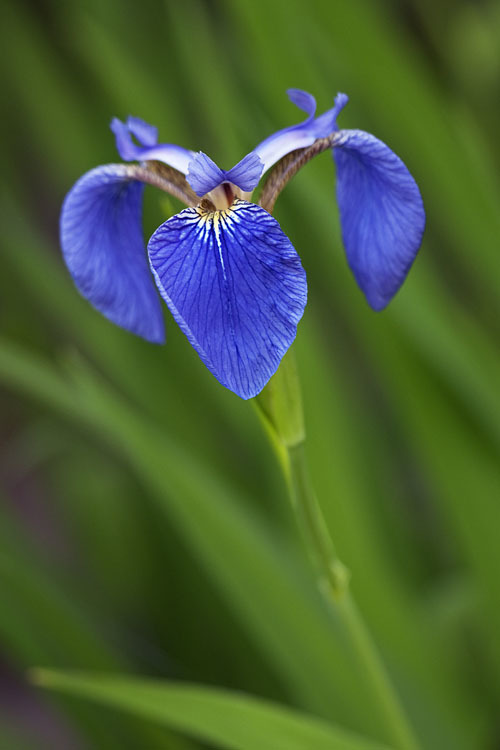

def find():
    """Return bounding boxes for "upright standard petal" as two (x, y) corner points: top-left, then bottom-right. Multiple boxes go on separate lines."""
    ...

(224, 152), (263, 192)
(253, 90), (348, 174)
(186, 152), (264, 197)
(60, 164), (165, 343)
(148, 200), (307, 399)
(334, 130), (425, 310)
(186, 152), (226, 196)
(126, 116), (158, 147)
(111, 117), (194, 174)
(313, 92), (348, 138)
(286, 89), (317, 119)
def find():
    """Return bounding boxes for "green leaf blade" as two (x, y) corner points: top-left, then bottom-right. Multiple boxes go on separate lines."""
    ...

(33, 670), (392, 750)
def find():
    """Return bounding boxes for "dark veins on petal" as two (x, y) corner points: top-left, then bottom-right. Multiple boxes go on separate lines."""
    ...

(148, 199), (307, 398)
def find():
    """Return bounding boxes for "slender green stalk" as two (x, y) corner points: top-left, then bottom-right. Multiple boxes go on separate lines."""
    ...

(287, 442), (418, 750)
(286, 443), (349, 600)
(255, 349), (420, 750)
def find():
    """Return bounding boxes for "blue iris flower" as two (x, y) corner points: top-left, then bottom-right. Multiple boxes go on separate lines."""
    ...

(60, 89), (424, 399)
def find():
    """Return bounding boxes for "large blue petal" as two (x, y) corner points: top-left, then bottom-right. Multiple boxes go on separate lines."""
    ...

(60, 164), (165, 343)
(334, 130), (425, 310)
(148, 200), (307, 398)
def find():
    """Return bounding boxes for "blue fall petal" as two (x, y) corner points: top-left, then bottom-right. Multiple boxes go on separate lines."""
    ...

(111, 117), (194, 174)
(148, 199), (307, 399)
(333, 129), (425, 310)
(60, 164), (165, 343)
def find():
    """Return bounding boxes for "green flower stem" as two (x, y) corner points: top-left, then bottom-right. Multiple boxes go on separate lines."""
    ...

(286, 442), (350, 599)
(255, 348), (420, 750)
(287, 441), (418, 750)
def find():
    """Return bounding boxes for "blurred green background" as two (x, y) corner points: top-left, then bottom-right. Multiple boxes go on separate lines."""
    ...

(1, 0), (500, 747)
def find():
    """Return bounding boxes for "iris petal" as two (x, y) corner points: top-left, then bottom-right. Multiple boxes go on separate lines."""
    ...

(253, 90), (348, 174)
(60, 164), (165, 343)
(186, 152), (264, 196)
(126, 116), (158, 147)
(111, 117), (141, 161)
(313, 92), (349, 138)
(110, 117), (194, 174)
(334, 129), (425, 310)
(225, 152), (263, 192)
(186, 152), (225, 196)
(286, 89), (317, 120)
(148, 200), (307, 398)
(253, 124), (317, 175)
